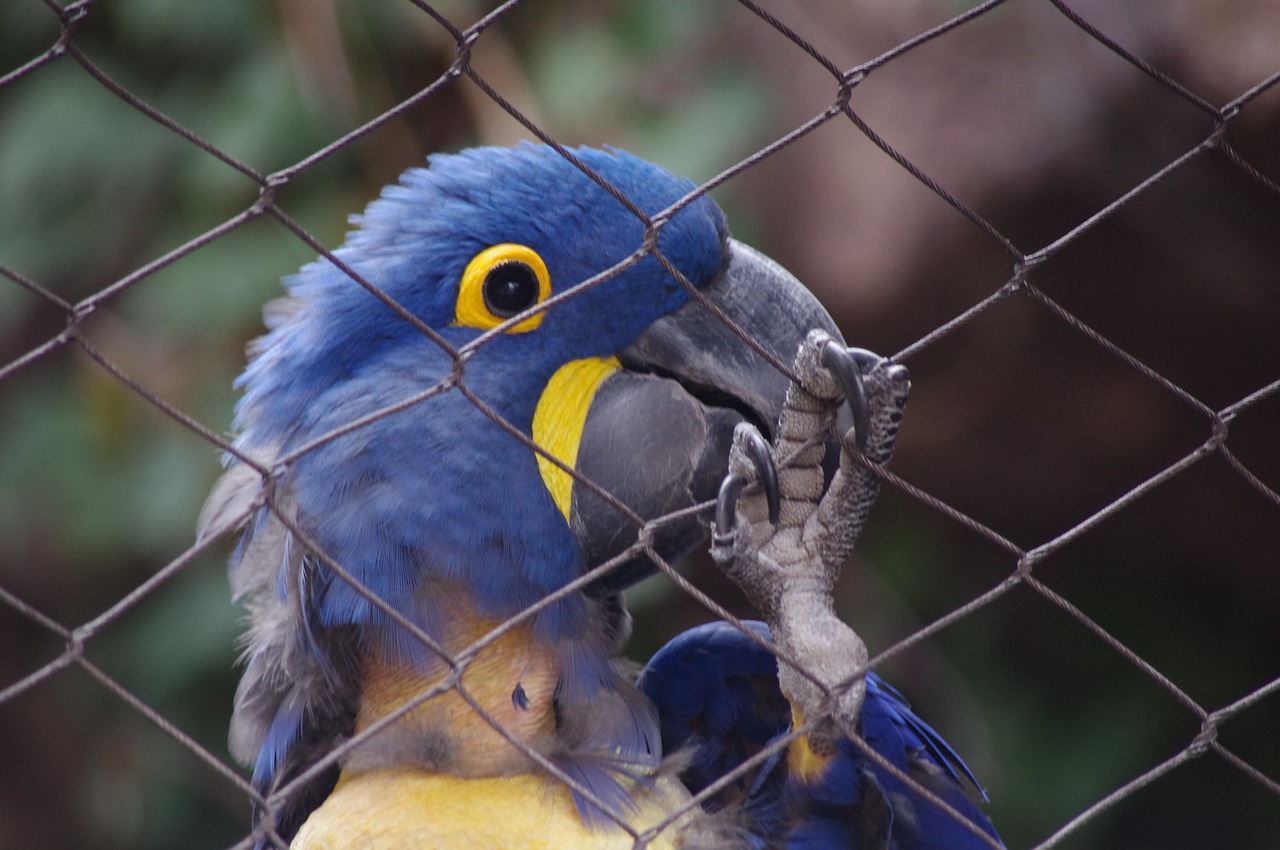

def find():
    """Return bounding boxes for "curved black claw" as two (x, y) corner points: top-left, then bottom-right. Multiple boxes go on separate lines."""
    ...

(820, 342), (873, 452)
(713, 428), (780, 539)
(713, 474), (746, 541)
(743, 428), (780, 525)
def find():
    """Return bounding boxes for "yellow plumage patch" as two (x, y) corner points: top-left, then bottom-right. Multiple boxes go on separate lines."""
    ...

(786, 706), (835, 784)
(531, 356), (621, 522)
(313, 602), (698, 847)
(291, 768), (694, 850)
(354, 611), (560, 776)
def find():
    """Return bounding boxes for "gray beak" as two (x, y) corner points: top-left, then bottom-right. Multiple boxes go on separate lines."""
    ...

(570, 239), (845, 591)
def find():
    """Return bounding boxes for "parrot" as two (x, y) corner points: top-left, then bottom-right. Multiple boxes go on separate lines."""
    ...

(198, 142), (1003, 849)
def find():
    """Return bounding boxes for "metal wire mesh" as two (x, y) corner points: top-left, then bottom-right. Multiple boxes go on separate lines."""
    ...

(2, 1), (1279, 848)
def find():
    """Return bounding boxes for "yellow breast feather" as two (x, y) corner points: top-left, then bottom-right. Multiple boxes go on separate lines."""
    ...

(292, 768), (694, 850)
(347, 603), (562, 777)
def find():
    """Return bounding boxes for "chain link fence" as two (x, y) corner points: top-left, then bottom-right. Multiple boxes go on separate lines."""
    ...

(2, 1), (1279, 848)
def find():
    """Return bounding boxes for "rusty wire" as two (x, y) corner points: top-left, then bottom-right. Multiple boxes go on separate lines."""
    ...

(2, 1), (1278, 848)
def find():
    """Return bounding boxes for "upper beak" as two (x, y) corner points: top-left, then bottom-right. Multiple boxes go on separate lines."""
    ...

(570, 239), (845, 591)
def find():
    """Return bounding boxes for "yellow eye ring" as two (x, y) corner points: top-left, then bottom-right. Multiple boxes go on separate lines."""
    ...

(455, 243), (552, 333)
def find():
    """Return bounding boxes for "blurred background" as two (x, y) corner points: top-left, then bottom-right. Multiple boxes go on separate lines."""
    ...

(2, 1), (1278, 848)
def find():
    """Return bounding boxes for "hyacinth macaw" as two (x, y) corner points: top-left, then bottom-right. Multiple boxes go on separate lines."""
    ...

(199, 143), (1002, 849)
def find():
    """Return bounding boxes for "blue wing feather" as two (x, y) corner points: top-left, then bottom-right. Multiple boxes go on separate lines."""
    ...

(637, 620), (789, 805)
(638, 621), (1003, 849)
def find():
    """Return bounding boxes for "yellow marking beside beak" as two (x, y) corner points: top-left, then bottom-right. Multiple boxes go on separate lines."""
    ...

(531, 356), (621, 523)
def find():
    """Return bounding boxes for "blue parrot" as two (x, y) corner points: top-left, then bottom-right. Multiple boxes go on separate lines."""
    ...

(199, 143), (1002, 849)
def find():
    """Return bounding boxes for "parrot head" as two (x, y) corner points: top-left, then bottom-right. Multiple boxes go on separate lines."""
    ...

(219, 143), (842, 648)
(201, 143), (845, 838)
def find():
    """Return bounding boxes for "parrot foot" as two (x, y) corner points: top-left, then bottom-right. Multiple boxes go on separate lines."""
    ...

(710, 340), (885, 542)
(709, 330), (910, 751)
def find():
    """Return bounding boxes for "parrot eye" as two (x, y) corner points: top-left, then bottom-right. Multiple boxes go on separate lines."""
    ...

(484, 261), (541, 318)
(455, 243), (552, 334)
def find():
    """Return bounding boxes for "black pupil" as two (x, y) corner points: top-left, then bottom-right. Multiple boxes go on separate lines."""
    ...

(483, 261), (540, 318)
